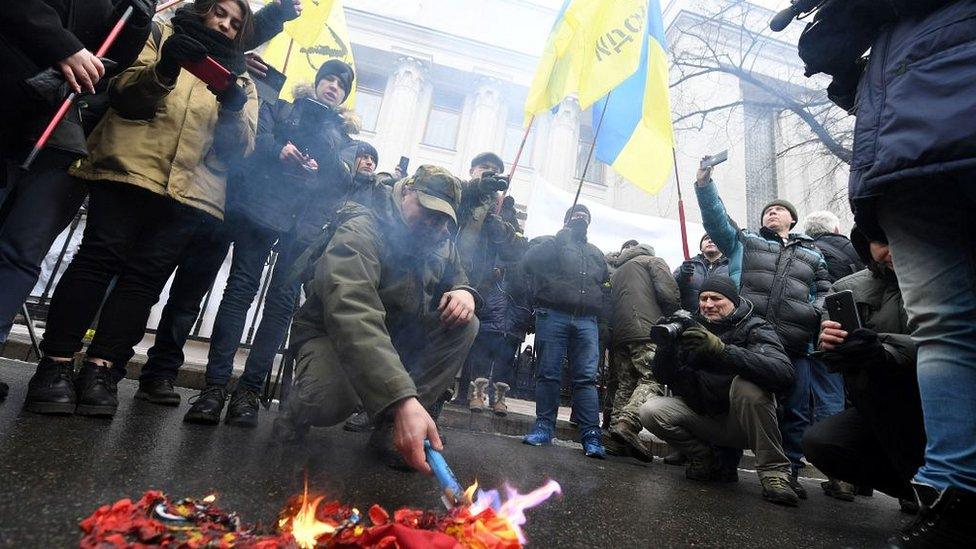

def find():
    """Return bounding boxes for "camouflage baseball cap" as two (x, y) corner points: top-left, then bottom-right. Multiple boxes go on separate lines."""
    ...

(404, 165), (463, 225)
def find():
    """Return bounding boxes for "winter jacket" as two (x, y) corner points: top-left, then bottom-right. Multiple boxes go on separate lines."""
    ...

(653, 299), (794, 416)
(290, 183), (480, 419)
(226, 86), (359, 243)
(810, 232), (864, 283)
(478, 275), (532, 342)
(673, 253), (731, 312)
(849, 0), (976, 239)
(829, 268), (923, 478)
(70, 21), (258, 219)
(521, 228), (609, 317)
(696, 180), (831, 357)
(0, 0), (151, 158)
(456, 179), (522, 289)
(609, 244), (680, 345)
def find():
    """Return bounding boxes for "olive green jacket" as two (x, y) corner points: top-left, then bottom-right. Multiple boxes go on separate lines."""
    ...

(290, 186), (479, 418)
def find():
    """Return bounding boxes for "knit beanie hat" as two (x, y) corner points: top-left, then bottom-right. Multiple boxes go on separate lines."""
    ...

(699, 234), (711, 249)
(315, 59), (355, 101)
(699, 275), (741, 307)
(761, 199), (798, 229)
(471, 152), (504, 173)
(564, 204), (591, 225)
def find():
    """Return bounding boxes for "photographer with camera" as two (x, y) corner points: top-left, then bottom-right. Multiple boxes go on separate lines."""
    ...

(639, 276), (798, 506)
(780, 0), (976, 543)
(802, 228), (924, 512)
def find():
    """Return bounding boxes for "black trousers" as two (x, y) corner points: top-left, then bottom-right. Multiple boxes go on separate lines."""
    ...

(40, 182), (204, 370)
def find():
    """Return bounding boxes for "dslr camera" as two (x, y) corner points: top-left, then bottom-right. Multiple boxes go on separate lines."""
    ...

(649, 310), (697, 345)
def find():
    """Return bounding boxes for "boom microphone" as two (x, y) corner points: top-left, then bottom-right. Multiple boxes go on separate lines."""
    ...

(769, 0), (824, 32)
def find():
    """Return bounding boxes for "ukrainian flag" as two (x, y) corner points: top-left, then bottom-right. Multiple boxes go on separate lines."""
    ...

(593, 0), (674, 195)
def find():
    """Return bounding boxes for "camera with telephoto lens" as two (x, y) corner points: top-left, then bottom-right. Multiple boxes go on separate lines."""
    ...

(649, 310), (697, 345)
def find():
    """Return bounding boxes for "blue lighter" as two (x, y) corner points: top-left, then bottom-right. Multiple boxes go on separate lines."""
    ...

(424, 439), (463, 508)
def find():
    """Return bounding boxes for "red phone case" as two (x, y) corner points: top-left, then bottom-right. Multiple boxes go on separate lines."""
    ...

(182, 56), (233, 91)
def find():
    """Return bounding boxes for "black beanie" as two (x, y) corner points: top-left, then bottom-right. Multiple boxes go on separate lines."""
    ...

(471, 152), (504, 173)
(355, 140), (378, 164)
(699, 234), (711, 248)
(315, 59), (355, 102)
(699, 275), (741, 307)
(761, 199), (798, 229)
(564, 204), (591, 225)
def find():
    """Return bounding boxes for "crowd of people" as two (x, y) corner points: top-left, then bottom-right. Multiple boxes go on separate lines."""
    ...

(0, 0), (974, 547)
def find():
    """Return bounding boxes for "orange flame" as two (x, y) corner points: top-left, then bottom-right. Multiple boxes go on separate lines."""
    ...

(201, 494), (217, 504)
(469, 480), (562, 544)
(278, 481), (336, 549)
(463, 481), (479, 506)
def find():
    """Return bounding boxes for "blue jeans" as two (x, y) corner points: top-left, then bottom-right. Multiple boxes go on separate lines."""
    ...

(780, 356), (845, 471)
(532, 307), (600, 436)
(878, 182), (976, 492)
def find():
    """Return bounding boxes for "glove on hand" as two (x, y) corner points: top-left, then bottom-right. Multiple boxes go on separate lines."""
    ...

(679, 325), (725, 365)
(822, 328), (886, 374)
(478, 173), (509, 193)
(157, 34), (208, 80)
(678, 262), (695, 284)
(212, 82), (248, 112)
(484, 213), (510, 242)
(117, 0), (157, 28)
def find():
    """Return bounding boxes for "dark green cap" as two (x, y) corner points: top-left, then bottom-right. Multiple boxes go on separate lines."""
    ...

(404, 165), (462, 225)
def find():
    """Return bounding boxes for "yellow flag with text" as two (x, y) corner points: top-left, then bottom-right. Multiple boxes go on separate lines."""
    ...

(261, 0), (356, 104)
(281, 0), (334, 47)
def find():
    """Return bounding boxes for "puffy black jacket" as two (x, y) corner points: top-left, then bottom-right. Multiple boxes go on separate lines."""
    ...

(521, 228), (609, 317)
(478, 275), (532, 341)
(696, 180), (832, 357)
(810, 232), (864, 283)
(849, 0), (976, 239)
(673, 253), (731, 312)
(609, 244), (680, 344)
(653, 299), (794, 416)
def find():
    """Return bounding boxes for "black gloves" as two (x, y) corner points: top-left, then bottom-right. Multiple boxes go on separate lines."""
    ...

(484, 213), (511, 242)
(117, 0), (157, 28)
(678, 261), (695, 285)
(478, 172), (509, 194)
(156, 34), (208, 80)
(279, 0), (301, 21)
(212, 82), (248, 111)
(679, 325), (726, 366)
(822, 328), (887, 374)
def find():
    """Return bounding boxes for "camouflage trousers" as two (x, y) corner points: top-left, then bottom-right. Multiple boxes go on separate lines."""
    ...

(610, 341), (664, 432)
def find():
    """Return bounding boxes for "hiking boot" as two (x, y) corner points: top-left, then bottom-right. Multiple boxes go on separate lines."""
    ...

(343, 410), (372, 432)
(469, 378), (488, 413)
(822, 478), (856, 502)
(761, 474), (800, 507)
(492, 382), (510, 416)
(609, 422), (653, 463)
(225, 387), (260, 428)
(74, 362), (119, 417)
(581, 429), (606, 459)
(135, 378), (180, 406)
(24, 357), (76, 414)
(183, 385), (227, 425)
(368, 423), (412, 472)
(686, 451), (720, 482)
(522, 423), (553, 446)
(888, 486), (976, 548)
(663, 450), (688, 466)
(272, 406), (309, 445)
(789, 470), (809, 500)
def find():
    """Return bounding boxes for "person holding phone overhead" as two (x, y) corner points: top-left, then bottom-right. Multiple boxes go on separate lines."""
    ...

(804, 227), (925, 513)
(23, 0), (258, 418)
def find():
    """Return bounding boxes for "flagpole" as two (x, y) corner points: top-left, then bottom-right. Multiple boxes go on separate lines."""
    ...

(673, 148), (691, 260)
(495, 115), (535, 214)
(282, 38), (296, 73)
(571, 93), (612, 210)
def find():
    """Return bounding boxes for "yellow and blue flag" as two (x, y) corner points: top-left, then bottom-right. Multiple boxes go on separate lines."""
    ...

(593, 0), (674, 195)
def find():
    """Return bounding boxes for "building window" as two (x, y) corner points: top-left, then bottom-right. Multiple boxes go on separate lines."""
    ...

(503, 123), (534, 169)
(356, 89), (382, 133)
(577, 122), (606, 185)
(422, 89), (463, 150)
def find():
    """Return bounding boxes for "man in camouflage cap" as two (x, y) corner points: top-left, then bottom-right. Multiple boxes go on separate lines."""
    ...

(274, 165), (480, 474)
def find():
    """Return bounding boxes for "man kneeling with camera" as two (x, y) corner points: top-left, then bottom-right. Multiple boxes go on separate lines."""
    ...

(639, 276), (799, 506)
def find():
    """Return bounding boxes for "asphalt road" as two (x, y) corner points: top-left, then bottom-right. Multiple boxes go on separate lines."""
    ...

(0, 359), (905, 548)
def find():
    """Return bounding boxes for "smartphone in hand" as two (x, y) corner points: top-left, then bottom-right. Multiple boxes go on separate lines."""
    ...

(825, 290), (863, 332)
(700, 150), (729, 169)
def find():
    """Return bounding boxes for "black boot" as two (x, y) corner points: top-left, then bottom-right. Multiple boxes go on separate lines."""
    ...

(135, 379), (181, 406)
(24, 357), (76, 414)
(225, 387), (260, 428)
(888, 485), (976, 548)
(183, 386), (227, 425)
(74, 362), (119, 417)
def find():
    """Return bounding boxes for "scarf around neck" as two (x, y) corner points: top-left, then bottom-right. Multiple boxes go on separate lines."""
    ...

(171, 7), (246, 75)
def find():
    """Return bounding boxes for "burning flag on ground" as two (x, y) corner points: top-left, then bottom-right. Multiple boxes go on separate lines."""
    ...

(78, 480), (561, 548)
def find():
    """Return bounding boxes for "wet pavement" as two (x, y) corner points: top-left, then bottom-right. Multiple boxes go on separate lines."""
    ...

(0, 359), (904, 548)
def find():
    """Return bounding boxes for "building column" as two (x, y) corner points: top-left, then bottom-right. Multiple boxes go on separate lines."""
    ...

(742, 99), (779, 231)
(458, 76), (504, 171)
(373, 56), (430, 172)
(540, 96), (580, 191)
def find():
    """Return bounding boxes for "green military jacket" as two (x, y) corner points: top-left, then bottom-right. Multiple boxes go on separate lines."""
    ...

(290, 186), (478, 418)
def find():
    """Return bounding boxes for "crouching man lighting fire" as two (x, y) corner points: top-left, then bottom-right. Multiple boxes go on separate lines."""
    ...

(274, 165), (481, 473)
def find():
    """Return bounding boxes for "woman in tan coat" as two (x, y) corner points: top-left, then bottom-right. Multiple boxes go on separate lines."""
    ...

(24, 0), (259, 418)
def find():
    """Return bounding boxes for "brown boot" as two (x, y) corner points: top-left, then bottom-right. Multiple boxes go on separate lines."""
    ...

(492, 382), (510, 416)
(470, 378), (488, 412)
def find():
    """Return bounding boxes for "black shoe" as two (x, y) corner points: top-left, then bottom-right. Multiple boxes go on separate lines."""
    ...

(686, 452), (719, 482)
(24, 358), (77, 414)
(368, 423), (412, 472)
(74, 362), (119, 417)
(135, 379), (181, 406)
(343, 410), (372, 432)
(183, 385), (227, 425)
(609, 423), (653, 463)
(663, 450), (688, 466)
(225, 387), (260, 428)
(822, 478), (856, 502)
(789, 471), (809, 500)
(888, 486), (976, 548)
